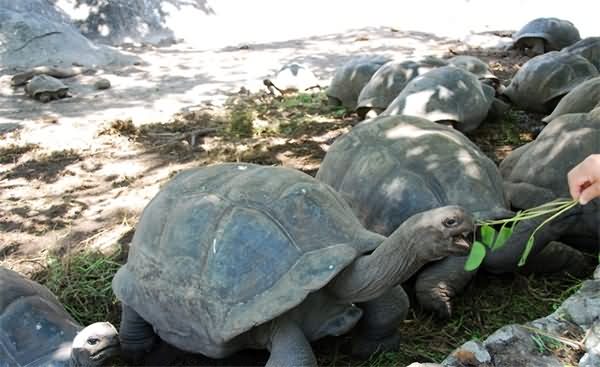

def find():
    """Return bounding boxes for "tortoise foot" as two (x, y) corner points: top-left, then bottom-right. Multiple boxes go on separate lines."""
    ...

(351, 332), (401, 359)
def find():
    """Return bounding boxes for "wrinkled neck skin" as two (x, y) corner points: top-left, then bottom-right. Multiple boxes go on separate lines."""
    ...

(328, 225), (429, 304)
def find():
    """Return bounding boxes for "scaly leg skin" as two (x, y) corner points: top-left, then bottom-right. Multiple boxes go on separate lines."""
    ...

(351, 285), (410, 359)
(266, 318), (317, 367)
(119, 305), (158, 365)
(415, 256), (475, 319)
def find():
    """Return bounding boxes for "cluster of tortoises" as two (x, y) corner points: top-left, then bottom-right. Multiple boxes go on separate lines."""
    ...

(3, 17), (600, 367)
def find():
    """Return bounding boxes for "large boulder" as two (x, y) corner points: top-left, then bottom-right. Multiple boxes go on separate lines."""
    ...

(57, 0), (215, 45)
(0, 0), (136, 68)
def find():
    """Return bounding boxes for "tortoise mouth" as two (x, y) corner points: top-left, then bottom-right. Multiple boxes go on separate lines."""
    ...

(450, 232), (472, 255)
(90, 344), (120, 361)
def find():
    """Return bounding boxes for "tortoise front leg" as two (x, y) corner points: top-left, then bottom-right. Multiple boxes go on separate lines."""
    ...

(266, 318), (317, 367)
(119, 304), (158, 364)
(414, 256), (475, 319)
(351, 285), (410, 358)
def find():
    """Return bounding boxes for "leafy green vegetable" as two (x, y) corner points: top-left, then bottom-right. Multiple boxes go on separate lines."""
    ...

(465, 241), (487, 271)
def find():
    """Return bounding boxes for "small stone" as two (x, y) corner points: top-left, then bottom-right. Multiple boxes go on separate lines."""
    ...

(442, 340), (492, 367)
(94, 78), (111, 90)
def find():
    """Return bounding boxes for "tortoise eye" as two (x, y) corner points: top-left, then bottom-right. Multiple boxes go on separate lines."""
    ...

(443, 217), (459, 228)
(87, 338), (99, 346)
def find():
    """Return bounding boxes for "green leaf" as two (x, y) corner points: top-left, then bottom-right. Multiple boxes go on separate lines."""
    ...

(464, 241), (487, 271)
(492, 224), (513, 251)
(480, 225), (497, 247)
(518, 236), (535, 266)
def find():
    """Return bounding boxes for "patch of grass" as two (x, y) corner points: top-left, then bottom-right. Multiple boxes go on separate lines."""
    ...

(227, 102), (255, 138)
(34, 249), (123, 327)
(0, 143), (39, 164)
(388, 271), (588, 366)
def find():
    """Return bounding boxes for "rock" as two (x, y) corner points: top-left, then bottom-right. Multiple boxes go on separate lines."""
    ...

(580, 321), (600, 367)
(555, 279), (600, 329)
(94, 78), (111, 90)
(442, 340), (492, 367)
(484, 324), (564, 367)
(0, 0), (137, 68)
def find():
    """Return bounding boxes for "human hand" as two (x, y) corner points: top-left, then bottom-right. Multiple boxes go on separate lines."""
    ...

(567, 154), (600, 205)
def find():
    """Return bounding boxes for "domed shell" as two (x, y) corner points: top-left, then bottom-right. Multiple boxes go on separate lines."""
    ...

(543, 76), (600, 122)
(563, 37), (600, 71)
(381, 66), (495, 132)
(326, 55), (390, 111)
(0, 266), (80, 367)
(501, 107), (600, 209)
(316, 115), (511, 236)
(267, 63), (320, 93)
(503, 51), (599, 113)
(447, 55), (498, 82)
(112, 163), (383, 356)
(356, 57), (447, 115)
(25, 74), (68, 98)
(513, 17), (581, 51)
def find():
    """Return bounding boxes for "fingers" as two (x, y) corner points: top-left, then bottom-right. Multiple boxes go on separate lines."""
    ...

(567, 154), (600, 204)
(579, 182), (600, 205)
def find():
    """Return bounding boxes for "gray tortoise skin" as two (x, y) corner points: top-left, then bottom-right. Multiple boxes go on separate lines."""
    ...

(24, 74), (69, 103)
(0, 266), (118, 367)
(112, 163), (473, 366)
(316, 115), (511, 318)
(381, 66), (496, 133)
(483, 108), (600, 274)
(512, 17), (581, 55)
(356, 57), (448, 118)
(543, 76), (600, 123)
(503, 51), (598, 114)
(326, 55), (390, 111)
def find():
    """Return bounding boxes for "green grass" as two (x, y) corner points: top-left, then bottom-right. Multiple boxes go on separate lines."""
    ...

(25, 242), (590, 366)
(34, 249), (123, 327)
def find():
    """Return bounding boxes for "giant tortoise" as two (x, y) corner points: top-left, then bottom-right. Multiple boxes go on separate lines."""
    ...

(356, 56), (447, 118)
(326, 56), (390, 111)
(512, 17), (581, 55)
(263, 63), (321, 95)
(381, 66), (496, 132)
(112, 163), (473, 365)
(316, 115), (511, 318)
(503, 51), (599, 113)
(483, 108), (600, 274)
(0, 266), (119, 367)
(24, 74), (69, 103)
(542, 76), (600, 122)
(563, 37), (600, 72)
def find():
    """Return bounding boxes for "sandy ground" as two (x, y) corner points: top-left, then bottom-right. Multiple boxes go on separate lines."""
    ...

(0, 2), (590, 273)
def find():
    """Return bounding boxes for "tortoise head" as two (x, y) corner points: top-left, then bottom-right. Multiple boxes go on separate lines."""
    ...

(410, 205), (474, 260)
(70, 322), (119, 367)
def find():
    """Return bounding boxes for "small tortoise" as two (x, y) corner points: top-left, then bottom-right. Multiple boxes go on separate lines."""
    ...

(263, 63), (321, 95)
(316, 115), (511, 318)
(25, 74), (69, 103)
(112, 163), (473, 366)
(381, 66), (496, 132)
(0, 266), (119, 367)
(327, 55), (390, 111)
(503, 51), (599, 113)
(356, 56), (447, 119)
(483, 108), (600, 274)
(563, 37), (600, 72)
(542, 76), (600, 122)
(512, 17), (581, 56)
